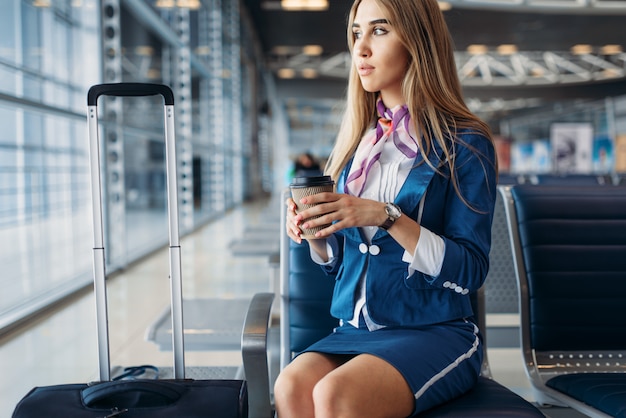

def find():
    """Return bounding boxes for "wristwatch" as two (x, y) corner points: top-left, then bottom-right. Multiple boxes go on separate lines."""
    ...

(379, 202), (402, 230)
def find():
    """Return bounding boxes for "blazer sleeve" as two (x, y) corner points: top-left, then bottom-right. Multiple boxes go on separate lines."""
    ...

(415, 132), (497, 293)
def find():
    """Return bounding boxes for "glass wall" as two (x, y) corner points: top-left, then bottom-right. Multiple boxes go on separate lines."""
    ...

(0, 0), (273, 333)
(0, 0), (100, 329)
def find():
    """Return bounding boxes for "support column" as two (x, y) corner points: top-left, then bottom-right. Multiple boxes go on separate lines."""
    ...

(208, 0), (226, 213)
(174, 8), (194, 233)
(100, 0), (126, 268)
(197, 4), (213, 218)
(226, 0), (244, 204)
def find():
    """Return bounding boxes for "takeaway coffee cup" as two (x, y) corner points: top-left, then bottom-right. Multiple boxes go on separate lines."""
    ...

(290, 175), (335, 239)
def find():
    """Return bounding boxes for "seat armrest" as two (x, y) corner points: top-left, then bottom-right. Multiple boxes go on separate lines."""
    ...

(241, 292), (274, 418)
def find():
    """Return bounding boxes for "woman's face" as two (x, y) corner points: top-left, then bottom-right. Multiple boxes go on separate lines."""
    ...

(352, 0), (409, 107)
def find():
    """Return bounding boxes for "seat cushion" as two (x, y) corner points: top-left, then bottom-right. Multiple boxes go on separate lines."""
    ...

(547, 373), (626, 418)
(420, 376), (544, 417)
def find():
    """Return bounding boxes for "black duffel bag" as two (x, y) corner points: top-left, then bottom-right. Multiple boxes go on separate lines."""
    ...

(12, 379), (248, 418)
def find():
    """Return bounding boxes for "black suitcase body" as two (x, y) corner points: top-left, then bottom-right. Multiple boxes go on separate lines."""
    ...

(13, 380), (247, 417)
(12, 83), (248, 418)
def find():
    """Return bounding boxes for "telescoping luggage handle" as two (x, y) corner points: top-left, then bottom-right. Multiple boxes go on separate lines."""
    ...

(87, 83), (174, 106)
(87, 83), (185, 382)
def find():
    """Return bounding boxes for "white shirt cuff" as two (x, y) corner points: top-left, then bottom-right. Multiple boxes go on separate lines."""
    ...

(402, 227), (445, 277)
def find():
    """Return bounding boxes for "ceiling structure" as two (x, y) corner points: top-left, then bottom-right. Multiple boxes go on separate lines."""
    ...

(241, 0), (626, 153)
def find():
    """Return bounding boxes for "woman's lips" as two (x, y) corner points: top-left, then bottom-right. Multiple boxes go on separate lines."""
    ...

(358, 64), (374, 76)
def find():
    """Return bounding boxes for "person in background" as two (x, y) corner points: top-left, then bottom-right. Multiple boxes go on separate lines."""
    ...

(291, 152), (323, 179)
(274, 0), (497, 417)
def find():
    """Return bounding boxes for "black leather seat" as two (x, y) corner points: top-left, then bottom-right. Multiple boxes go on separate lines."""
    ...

(502, 184), (626, 418)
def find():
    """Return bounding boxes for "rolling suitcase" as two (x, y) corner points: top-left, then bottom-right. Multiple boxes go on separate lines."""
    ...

(12, 83), (248, 418)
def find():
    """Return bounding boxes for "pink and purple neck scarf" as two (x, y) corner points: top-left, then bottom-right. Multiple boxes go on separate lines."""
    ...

(344, 99), (419, 196)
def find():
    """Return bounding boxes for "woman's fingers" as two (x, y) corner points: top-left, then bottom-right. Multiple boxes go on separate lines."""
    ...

(287, 192), (382, 237)
(285, 197), (303, 243)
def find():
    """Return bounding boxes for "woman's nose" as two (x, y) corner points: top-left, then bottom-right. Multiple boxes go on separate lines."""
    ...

(354, 41), (371, 57)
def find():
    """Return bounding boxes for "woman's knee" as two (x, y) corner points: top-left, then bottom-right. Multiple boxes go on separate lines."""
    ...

(311, 366), (415, 418)
(274, 369), (298, 403)
(274, 365), (316, 405)
(312, 374), (358, 416)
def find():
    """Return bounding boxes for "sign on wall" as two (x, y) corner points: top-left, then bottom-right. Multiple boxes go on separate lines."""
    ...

(550, 123), (593, 174)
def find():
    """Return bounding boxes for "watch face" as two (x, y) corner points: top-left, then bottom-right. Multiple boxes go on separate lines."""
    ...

(386, 203), (401, 218)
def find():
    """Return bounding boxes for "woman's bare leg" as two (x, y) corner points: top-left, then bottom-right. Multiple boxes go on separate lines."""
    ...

(312, 354), (414, 418)
(275, 353), (414, 418)
(274, 352), (347, 418)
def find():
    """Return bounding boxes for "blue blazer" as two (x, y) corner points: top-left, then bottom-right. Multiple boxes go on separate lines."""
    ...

(322, 131), (497, 327)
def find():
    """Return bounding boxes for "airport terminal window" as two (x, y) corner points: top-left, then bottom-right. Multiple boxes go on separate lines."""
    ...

(122, 127), (169, 261)
(0, 0), (100, 330)
(0, 0), (266, 333)
(0, 2), (16, 61)
(0, 107), (92, 320)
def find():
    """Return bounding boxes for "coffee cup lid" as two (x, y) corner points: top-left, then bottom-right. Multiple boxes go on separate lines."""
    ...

(290, 175), (334, 187)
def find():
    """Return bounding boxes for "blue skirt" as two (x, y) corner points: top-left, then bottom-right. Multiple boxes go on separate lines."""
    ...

(300, 317), (483, 416)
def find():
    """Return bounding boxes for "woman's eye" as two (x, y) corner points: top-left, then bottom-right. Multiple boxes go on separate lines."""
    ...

(373, 27), (387, 36)
(353, 30), (362, 39)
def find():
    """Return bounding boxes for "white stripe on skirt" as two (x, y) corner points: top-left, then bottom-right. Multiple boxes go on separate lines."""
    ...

(413, 320), (480, 400)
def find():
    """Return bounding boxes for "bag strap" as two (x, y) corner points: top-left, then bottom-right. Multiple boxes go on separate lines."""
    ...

(82, 380), (185, 407)
(112, 365), (159, 380)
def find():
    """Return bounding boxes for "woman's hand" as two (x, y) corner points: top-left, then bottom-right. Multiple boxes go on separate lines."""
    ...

(286, 192), (388, 242)
(285, 195), (334, 261)
(286, 192), (421, 259)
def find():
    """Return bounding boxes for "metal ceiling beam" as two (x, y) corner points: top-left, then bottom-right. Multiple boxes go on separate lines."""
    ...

(267, 50), (626, 87)
(442, 0), (626, 15)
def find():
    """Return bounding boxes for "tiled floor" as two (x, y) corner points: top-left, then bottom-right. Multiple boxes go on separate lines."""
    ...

(1, 196), (588, 416)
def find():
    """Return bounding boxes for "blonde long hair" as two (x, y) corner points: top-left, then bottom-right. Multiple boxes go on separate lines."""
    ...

(325, 0), (495, 204)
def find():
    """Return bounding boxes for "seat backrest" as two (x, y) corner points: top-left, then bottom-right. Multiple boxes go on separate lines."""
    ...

(502, 185), (626, 376)
(530, 173), (608, 185)
(484, 186), (519, 314)
(496, 172), (525, 185)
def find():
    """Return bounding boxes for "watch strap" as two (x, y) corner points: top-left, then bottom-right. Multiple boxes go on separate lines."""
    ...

(379, 202), (401, 230)
(379, 216), (396, 230)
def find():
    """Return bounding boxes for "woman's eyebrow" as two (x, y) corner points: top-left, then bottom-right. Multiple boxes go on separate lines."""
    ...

(352, 18), (389, 28)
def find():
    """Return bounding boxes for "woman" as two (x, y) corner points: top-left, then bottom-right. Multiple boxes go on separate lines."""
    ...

(274, 0), (497, 416)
